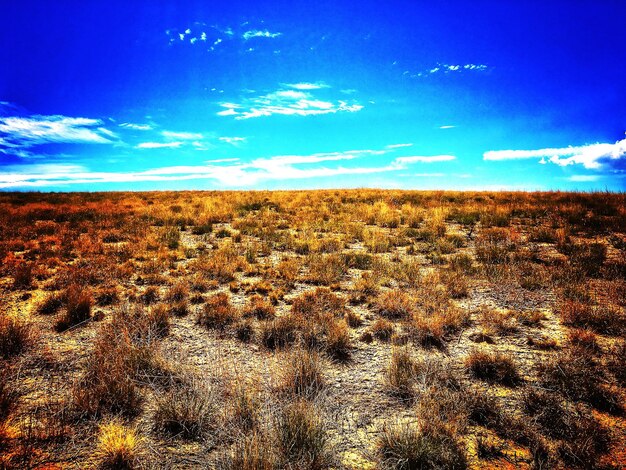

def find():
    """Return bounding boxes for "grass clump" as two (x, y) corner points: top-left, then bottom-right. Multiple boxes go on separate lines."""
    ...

(559, 300), (625, 336)
(153, 381), (218, 440)
(376, 421), (467, 470)
(374, 290), (414, 319)
(465, 349), (521, 386)
(279, 348), (325, 399)
(243, 294), (276, 320)
(536, 350), (621, 413)
(260, 315), (300, 350)
(522, 388), (610, 467)
(0, 313), (31, 359)
(385, 348), (418, 400)
(276, 399), (330, 469)
(197, 292), (239, 330)
(55, 285), (92, 331)
(370, 318), (394, 341)
(95, 419), (143, 469)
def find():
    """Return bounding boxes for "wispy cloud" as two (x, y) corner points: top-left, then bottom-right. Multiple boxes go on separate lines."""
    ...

(162, 130), (203, 140)
(403, 63), (489, 79)
(393, 155), (456, 165)
(484, 138), (626, 170)
(219, 137), (246, 145)
(439, 125), (455, 129)
(0, 115), (116, 149)
(386, 143), (413, 149)
(284, 82), (329, 90)
(136, 142), (183, 149)
(568, 175), (602, 182)
(243, 29), (282, 40)
(119, 123), (152, 131)
(217, 86), (363, 119)
(0, 143), (461, 189)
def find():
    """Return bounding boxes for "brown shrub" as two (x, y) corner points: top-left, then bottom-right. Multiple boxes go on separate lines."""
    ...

(376, 420), (467, 470)
(479, 308), (518, 336)
(276, 399), (329, 468)
(243, 295), (276, 320)
(153, 381), (218, 440)
(536, 350), (621, 413)
(260, 315), (300, 350)
(140, 286), (159, 305)
(324, 319), (351, 359)
(344, 310), (363, 327)
(197, 292), (239, 330)
(166, 281), (188, 302)
(0, 313), (31, 359)
(559, 300), (625, 336)
(370, 318), (394, 341)
(475, 228), (516, 264)
(55, 286), (92, 332)
(465, 349), (521, 386)
(12, 262), (33, 290)
(373, 290), (414, 319)
(279, 348), (325, 399)
(522, 388), (610, 467)
(291, 288), (345, 319)
(385, 348), (418, 399)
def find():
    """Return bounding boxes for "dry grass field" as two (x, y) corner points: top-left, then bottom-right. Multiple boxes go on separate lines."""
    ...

(0, 189), (625, 469)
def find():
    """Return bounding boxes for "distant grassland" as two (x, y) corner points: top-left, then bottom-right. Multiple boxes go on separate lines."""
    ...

(1, 189), (625, 469)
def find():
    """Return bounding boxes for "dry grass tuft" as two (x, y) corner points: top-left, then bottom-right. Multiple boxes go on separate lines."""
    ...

(55, 285), (92, 331)
(370, 318), (394, 341)
(197, 292), (240, 330)
(279, 348), (325, 399)
(276, 399), (330, 469)
(373, 290), (414, 319)
(243, 294), (276, 320)
(376, 420), (467, 470)
(153, 380), (218, 440)
(0, 312), (31, 359)
(95, 419), (143, 469)
(465, 349), (521, 386)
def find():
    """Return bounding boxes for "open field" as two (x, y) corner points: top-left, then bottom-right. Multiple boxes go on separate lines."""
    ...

(1, 189), (625, 469)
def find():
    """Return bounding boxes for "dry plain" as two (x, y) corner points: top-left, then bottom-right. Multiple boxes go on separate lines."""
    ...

(0, 189), (625, 469)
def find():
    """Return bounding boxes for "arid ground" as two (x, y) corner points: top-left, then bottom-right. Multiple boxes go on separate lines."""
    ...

(1, 190), (625, 469)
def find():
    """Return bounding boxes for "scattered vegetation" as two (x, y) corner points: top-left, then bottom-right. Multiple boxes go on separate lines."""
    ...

(1, 189), (624, 467)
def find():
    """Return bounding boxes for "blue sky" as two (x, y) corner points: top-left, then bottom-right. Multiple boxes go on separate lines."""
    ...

(1, 0), (625, 191)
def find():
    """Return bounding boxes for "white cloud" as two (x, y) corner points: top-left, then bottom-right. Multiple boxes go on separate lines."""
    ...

(386, 143), (413, 149)
(136, 142), (183, 149)
(0, 115), (116, 148)
(119, 123), (152, 131)
(284, 82), (330, 90)
(568, 175), (602, 182)
(0, 147), (404, 188)
(219, 137), (246, 145)
(243, 29), (282, 40)
(217, 108), (239, 116)
(162, 130), (203, 140)
(219, 86), (364, 119)
(439, 125), (455, 129)
(205, 158), (240, 163)
(483, 138), (626, 170)
(393, 155), (456, 165)
(404, 63), (489, 79)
